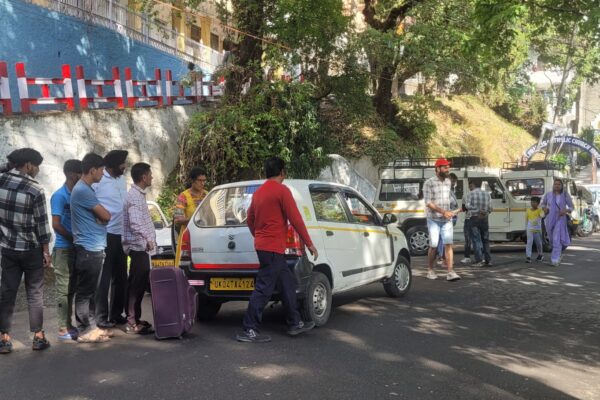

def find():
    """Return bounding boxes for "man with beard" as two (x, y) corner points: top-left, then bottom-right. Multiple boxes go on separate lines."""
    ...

(423, 158), (461, 282)
(93, 150), (128, 328)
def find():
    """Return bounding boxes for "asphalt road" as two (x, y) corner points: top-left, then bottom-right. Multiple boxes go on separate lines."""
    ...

(2, 237), (599, 400)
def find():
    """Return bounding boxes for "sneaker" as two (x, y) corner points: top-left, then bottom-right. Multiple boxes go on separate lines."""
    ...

(287, 321), (315, 336)
(472, 261), (485, 267)
(97, 321), (115, 329)
(484, 261), (492, 267)
(236, 329), (271, 343)
(460, 257), (471, 265)
(0, 337), (12, 354)
(436, 258), (445, 266)
(447, 271), (461, 281)
(536, 255), (544, 262)
(32, 333), (50, 351)
(551, 261), (559, 267)
(426, 270), (438, 280)
(525, 257), (531, 263)
(57, 331), (74, 341)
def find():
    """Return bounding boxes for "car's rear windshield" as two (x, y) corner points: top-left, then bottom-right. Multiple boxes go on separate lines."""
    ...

(194, 185), (261, 227)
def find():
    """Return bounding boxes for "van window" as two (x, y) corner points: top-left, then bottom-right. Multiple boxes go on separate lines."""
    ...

(310, 191), (349, 223)
(379, 180), (423, 201)
(341, 192), (379, 225)
(505, 178), (545, 200)
(194, 185), (260, 227)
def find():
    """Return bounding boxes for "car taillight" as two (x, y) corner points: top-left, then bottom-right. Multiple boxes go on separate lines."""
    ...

(285, 224), (304, 256)
(180, 228), (191, 261)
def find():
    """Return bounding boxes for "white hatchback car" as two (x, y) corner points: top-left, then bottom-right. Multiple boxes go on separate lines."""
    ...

(179, 179), (412, 326)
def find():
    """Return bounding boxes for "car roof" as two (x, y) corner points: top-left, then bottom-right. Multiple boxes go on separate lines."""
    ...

(211, 179), (353, 192)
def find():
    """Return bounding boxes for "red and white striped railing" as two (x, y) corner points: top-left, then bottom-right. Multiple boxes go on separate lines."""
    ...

(165, 69), (198, 106)
(0, 62), (12, 116)
(16, 62), (75, 113)
(76, 65), (124, 109)
(124, 67), (163, 108)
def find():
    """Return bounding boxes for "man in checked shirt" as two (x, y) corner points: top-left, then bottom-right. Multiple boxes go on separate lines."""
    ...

(423, 158), (461, 282)
(122, 163), (156, 334)
(465, 180), (492, 267)
(0, 148), (52, 354)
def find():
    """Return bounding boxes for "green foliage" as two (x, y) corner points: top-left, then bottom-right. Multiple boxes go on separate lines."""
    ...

(178, 81), (331, 185)
(492, 86), (547, 135)
(156, 170), (183, 221)
(393, 95), (437, 142)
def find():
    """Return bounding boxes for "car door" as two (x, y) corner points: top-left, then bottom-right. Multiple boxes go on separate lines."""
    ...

(309, 188), (363, 290)
(340, 190), (393, 285)
(469, 177), (509, 233)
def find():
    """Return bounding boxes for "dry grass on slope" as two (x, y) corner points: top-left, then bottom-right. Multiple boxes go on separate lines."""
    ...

(427, 95), (536, 167)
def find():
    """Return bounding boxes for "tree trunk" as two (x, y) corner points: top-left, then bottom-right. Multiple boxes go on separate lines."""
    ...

(374, 65), (395, 121)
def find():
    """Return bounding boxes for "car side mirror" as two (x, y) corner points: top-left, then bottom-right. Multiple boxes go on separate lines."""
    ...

(382, 213), (397, 225)
(154, 220), (165, 230)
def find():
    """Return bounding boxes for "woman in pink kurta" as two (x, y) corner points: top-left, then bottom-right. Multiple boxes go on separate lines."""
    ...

(540, 179), (573, 266)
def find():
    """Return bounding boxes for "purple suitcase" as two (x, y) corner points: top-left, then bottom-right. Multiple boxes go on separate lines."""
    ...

(150, 267), (198, 339)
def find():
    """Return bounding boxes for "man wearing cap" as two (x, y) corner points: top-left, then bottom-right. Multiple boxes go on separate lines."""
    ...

(423, 158), (461, 281)
(93, 150), (129, 328)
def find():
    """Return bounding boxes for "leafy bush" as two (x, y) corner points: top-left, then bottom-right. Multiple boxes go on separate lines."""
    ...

(177, 81), (331, 186)
(393, 96), (437, 142)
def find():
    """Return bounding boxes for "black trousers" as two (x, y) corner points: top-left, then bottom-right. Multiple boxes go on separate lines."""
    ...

(95, 233), (127, 324)
(242, 251), (301, 330)
(126, 250), (150, 325)
(0, 248), (44, 333)
(74, 246), (105, 333)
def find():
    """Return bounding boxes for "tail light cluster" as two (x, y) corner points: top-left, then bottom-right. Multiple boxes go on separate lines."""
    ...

(180, 228), (191, 262)
(285, 224), (305, 256)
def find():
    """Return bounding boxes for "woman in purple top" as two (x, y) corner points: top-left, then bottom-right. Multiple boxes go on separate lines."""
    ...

(540, 179), (574, 266)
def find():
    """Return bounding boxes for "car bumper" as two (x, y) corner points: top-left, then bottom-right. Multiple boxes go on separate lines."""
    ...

(180, 256), (313, 302)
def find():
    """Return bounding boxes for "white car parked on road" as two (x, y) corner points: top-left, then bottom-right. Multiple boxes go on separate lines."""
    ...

(179, 180), (412, 326)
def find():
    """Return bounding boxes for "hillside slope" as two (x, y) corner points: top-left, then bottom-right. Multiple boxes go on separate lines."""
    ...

(427, 95), (536, 166)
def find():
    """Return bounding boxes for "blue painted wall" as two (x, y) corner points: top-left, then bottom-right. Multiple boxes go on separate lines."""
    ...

(0, 0), (192, 111)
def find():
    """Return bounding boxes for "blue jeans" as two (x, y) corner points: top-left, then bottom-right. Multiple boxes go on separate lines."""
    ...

(470, 216), (490, 263)
(463, 218), (472, 258)
(74, 246), (105, 333)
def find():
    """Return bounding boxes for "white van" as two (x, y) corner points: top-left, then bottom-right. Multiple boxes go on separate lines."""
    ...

(373, 157), (531, 255)
(179, 180), (412, 326)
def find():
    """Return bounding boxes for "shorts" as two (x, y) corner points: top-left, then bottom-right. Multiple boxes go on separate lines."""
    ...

(427, 219), (454, 247)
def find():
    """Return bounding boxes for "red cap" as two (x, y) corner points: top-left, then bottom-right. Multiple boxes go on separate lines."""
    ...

(434, 158), (450, 167)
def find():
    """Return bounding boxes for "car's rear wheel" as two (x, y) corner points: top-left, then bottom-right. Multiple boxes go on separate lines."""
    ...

(383, 256), (412, 298)
(197, 297), (222, 320)
(300, 272), (332, 327)
(405, 225), (429, 256)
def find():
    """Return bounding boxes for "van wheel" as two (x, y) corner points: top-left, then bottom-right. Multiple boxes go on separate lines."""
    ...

(197, 298), (221, 320)
(405, 225), (429, 256)
(301, 272), (332, 327)
(383, 256), (411, 298)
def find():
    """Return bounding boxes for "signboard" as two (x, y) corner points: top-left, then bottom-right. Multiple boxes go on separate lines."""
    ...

(523, 135), (600, 166)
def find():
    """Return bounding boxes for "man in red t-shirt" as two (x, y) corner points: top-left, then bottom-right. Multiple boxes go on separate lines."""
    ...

(237, 157), (318, 343)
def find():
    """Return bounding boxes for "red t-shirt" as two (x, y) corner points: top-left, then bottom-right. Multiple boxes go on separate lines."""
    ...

(247, 180), (313, 254)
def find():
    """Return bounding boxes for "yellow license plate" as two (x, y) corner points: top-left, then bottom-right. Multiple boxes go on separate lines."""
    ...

(210, 277), (255, 291)
(151, 259), (176, 267)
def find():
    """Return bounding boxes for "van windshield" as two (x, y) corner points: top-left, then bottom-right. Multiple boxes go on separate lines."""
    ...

(379, 180), (423, 201)
(194, 185), (261, 227)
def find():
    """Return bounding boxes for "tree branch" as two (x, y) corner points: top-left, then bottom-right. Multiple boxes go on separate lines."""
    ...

(362, 0), (420, 32)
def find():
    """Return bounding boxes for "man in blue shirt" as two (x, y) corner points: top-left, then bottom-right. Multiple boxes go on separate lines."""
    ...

(50, 159), (81, 341)
(93, 150), (128, 328)
(71, 153), (112, 343)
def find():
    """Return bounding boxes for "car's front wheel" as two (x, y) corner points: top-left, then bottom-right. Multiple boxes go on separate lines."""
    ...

(300, 272), (332, 327)
(383, 256), (412, 298)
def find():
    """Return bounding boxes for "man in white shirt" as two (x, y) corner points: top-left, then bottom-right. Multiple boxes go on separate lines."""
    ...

(93, 150), (128, 328)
